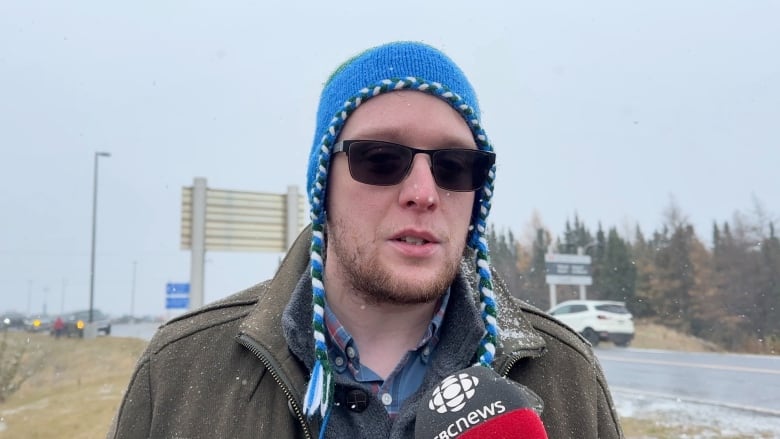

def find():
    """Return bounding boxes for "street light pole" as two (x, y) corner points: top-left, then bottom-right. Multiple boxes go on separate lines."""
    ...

(89, 151), (111, 323)
(130, 260), (137, 322)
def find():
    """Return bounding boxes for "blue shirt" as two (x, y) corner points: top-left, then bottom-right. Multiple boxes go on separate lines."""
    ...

(324, 291), (450, 418)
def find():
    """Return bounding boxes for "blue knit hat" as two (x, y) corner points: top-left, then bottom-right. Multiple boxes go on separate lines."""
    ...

(304, 41), (499, 431)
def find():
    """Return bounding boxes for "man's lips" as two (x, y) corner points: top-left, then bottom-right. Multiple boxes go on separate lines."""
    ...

(395, 236), (429, 246)
(389, 230), (439, 246)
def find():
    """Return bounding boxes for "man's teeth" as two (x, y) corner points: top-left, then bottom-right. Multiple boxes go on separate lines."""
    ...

(400, 236), (427, 245)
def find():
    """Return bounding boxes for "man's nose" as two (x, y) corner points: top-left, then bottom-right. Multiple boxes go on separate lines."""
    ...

(398, 155), (440, 210)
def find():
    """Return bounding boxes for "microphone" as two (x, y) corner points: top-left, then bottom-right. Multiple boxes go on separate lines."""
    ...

(415, 365), (548, 439)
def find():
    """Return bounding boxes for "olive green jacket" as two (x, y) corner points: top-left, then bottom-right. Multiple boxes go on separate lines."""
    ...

(108, 228), (623, 438)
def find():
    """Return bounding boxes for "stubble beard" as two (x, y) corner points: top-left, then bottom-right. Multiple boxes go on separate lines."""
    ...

(326, 219), (464, 306)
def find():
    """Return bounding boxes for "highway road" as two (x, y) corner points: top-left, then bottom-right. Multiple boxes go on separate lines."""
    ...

(596, 346), (780, 414)
(597, 346), (780, 436)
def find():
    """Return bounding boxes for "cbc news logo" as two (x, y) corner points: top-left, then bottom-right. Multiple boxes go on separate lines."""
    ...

(428, 372), (480, 413)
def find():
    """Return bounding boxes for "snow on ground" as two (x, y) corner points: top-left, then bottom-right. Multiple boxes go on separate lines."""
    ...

(613, 389), (780, 438)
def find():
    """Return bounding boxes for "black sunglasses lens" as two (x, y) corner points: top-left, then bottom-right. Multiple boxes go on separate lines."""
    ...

(347, 141), (412, 185)
(345, 141), (493, 191)
(432, 150), (492, 191)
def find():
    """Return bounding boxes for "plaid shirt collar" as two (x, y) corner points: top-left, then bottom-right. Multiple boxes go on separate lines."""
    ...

(324, 289), (450, 369)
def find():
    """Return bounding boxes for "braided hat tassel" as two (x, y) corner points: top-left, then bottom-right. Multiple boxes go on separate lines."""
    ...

(471, 169), (499, 367)
(304, 138), (335, 428)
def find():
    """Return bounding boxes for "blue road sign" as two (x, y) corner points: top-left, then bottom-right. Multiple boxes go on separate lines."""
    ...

(166, 297), (189, 309)
(166, 282), (190, 309)
(166, 282), (190, 295)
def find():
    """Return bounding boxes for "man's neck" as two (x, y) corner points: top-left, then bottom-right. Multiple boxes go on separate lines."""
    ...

(325, 284), (439, 379)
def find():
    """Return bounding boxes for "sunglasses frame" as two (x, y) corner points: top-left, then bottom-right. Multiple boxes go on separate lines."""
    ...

(333, 140), (495, 192)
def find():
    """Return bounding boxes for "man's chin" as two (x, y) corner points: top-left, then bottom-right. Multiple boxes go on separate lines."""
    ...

(364, 287), (445, 306)
(360, 270), (453, 306)
(329, 239), (460, 306)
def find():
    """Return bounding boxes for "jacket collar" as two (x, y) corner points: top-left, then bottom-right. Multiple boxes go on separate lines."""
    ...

(455, 259), (547, 366)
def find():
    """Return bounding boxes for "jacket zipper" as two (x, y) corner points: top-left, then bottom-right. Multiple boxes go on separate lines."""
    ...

(237, 333), (314, 439)
(497, 348), (545, 376)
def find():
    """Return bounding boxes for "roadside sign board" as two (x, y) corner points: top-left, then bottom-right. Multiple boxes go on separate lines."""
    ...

(180, 186), (306, 252)
(545, 254), (593, 286)
(166, 282), (190, 309)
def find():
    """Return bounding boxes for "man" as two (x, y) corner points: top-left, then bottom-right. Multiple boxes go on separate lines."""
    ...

(109, 42), (623, 438)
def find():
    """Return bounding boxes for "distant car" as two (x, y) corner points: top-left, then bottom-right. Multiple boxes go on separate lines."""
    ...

(25, 315), (53, 333)
(59, 310), (112, 337)
(1, 312), (26, 330)
(547, 300), (634, 347)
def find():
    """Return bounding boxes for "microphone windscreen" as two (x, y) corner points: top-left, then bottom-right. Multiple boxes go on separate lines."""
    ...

(415, 365), (548, 439)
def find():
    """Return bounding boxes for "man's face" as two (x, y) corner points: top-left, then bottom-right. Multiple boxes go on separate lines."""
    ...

(324, 91), (476, 305)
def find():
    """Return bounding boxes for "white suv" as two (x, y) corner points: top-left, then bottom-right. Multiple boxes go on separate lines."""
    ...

(547, 300), (634, 347)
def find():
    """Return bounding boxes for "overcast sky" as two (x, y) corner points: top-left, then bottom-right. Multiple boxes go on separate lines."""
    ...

(2, 1), (778, 318)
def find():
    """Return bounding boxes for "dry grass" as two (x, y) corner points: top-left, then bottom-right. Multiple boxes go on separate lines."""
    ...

(630, 319), (722, 352)
(0, 333), (145, 439)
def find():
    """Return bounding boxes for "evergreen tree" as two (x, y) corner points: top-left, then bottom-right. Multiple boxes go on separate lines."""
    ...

(486, 225), (521, 299)
(599, 228), (637, 306)
(630, 225), (656, 317)
(755, 222), (780, 352)
(709, 219), (757, 349)
(590, 224), (607, 299)
(687, 228), (718, 341)
(523, 227), (552, 308)
(560, 219), (574, 253)
(652, 224), (696, 331)
(558, 214), (593, 254)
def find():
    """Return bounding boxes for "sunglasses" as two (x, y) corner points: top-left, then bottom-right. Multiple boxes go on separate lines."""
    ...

(333, 140), (495, 192)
